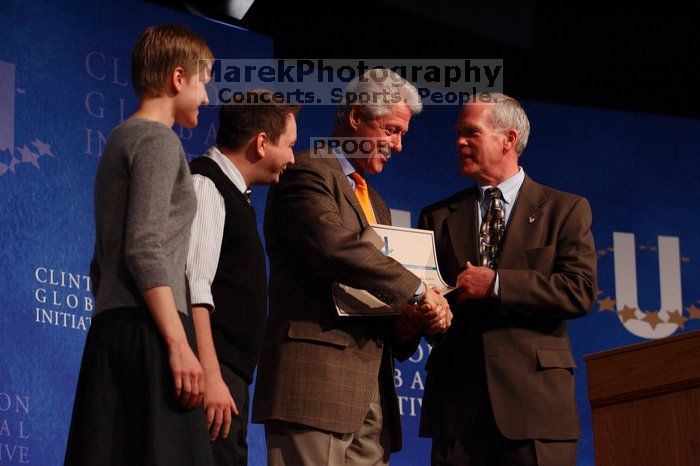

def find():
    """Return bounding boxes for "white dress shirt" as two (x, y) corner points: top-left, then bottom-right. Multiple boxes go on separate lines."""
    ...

(186, 146), (248, 310)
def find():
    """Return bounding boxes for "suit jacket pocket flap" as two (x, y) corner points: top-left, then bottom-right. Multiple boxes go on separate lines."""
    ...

(287, 321), (351, 347)
(536, 349), (576, 369)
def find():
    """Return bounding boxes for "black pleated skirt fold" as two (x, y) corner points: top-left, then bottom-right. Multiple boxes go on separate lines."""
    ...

(64, 306), (214, 466)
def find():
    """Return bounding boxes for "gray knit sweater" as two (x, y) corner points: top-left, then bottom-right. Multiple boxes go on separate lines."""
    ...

(91, 118), (196, 316)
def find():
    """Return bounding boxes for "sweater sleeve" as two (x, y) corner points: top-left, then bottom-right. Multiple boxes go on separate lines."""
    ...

(123, 128), (182, 292)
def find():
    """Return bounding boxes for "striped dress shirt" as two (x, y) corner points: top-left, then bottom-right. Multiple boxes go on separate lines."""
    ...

(186, 146), (248, 310)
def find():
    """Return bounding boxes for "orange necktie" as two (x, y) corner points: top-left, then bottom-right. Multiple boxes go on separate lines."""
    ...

(351, 172), (377, 224)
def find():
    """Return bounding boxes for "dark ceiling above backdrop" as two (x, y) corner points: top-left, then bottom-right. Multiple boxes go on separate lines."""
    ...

(151, 0), (700, 119)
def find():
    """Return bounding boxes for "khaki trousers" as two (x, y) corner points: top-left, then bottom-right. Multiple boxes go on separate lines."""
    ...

(265, 380), (391, 466)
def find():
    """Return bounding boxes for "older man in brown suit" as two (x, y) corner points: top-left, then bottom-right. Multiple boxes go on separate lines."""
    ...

(252, 69), (451, 466)
(418, 93), (597, 466)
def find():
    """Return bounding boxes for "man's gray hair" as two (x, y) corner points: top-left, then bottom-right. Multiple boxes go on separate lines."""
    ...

(477, 92), (530, 155)
(335, 68), (422, 126)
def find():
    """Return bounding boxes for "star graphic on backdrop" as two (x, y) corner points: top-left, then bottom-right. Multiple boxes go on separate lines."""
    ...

(0, 155), (20, 176)
(30, 138), (54, 157)
(618, 305), (638, 323)
(685, 304), (700, 320)
(8, 156), (20, 173)
(597, 250), (608, 256)
(596, 290), (603, 296)
(639, 244), (648, 250)
(16, 145), (40, 168)
(16, 87), (25, 94)
(666, 310), (687, 329)
(649, 246), (658, 251)
(597, 296), (616, 312)
(642, 311), (663, 330)
(681, 257), (690, 263)
(607, 247), (614, 252)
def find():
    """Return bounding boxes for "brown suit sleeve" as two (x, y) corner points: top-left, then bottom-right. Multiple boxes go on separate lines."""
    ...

(498, 197), (597, 319)
(267, 163), (421, 307)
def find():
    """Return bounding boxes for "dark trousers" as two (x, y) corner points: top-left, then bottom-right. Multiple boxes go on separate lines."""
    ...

(212, 364), (250, 466)
(430, 383), (576, 466)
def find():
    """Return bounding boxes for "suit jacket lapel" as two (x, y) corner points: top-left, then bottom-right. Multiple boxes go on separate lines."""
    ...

(499, 175), (548, 267)
(322, 149), (370, 229)
(446, 186), (480, 268)
(340, 176), (370, 228)
(368, 186), (391, 225)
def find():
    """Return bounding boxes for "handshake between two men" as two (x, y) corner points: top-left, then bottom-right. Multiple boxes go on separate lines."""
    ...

(393, 259), (499, 341)
(394, 283), (453, 341)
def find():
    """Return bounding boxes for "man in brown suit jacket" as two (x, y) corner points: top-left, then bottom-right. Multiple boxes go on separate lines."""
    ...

(418, 94), (597, 466)
(252, 69), (451, 466)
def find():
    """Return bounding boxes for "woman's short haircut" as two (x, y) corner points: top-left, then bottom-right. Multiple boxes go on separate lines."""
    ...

(131, 24), (213, 99)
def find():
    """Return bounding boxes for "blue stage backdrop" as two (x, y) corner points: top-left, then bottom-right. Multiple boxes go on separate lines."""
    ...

(2, 1), (699, 465)
(1, 1), (273, 464)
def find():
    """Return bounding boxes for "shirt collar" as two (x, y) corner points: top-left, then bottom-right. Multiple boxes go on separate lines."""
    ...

(477, 167), (525, 205)
(204, 146), (248, 194)
(332, 146), (358, 178)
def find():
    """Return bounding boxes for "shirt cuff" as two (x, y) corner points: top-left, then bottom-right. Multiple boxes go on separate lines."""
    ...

(414, 282), (426, 300)
(188, 278), (215, 311)
(492, 273), (500, 297)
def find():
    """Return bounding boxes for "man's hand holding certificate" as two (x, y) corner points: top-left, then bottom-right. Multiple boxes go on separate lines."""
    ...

(332, 224), (454, 336)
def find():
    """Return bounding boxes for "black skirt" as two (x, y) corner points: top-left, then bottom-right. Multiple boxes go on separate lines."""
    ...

(64, 306), (215, 466)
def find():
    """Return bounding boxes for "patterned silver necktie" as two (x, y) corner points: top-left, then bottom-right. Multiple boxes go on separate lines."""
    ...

(479, 187), (505, 269)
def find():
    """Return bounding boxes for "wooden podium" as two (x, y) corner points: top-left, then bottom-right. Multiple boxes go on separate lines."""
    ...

(584, 330), (700, 465)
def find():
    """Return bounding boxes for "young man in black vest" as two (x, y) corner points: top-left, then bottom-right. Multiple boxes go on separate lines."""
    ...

(186, 90), (300, 465)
